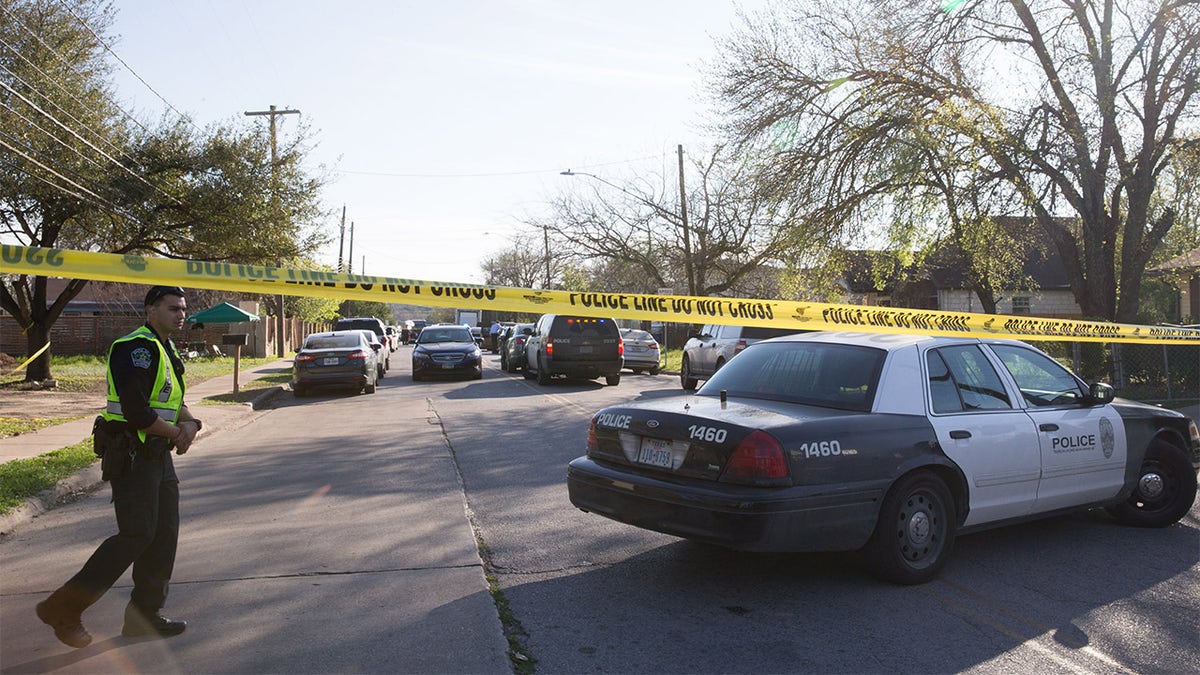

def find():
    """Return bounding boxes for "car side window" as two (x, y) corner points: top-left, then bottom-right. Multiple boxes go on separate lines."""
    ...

(926, 351), (963, 414)
(931, 345), (1012, 410)
(990, 344), (1085, 407)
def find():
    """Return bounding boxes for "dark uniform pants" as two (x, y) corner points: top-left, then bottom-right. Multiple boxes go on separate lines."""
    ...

(54, 448), (179, 615)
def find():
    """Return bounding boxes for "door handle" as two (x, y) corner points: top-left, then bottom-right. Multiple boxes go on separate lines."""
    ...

(1039, 423), (1059, 432)
(949, 430), (972, 440)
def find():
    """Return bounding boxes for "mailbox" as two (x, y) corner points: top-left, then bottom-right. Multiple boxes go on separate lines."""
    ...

(221, 333), (249, 346)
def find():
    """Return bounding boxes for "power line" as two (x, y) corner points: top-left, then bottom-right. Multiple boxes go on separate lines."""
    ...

(333, 154), (666, 178)
(0, 5), (153, 138)
(0, 39), (144, 163)
(53, 0), (201, 132)
(0, 77), (182, 205)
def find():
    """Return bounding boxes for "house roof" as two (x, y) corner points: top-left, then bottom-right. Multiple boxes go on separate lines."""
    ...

(1149, 247), (1200, 274)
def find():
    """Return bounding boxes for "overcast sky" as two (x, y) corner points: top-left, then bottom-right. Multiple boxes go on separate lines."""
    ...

(106, 0), (761, 285)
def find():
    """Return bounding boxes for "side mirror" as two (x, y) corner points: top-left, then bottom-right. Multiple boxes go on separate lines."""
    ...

(1087, 382), (1115, 405)
(371, 343), (382, 351)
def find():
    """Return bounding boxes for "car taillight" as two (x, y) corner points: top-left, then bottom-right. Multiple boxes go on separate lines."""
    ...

(586, 418), (599, 454)
(295, 353), (315, 363)
(618, 338), (624, 356)
(720, 430), (788, 482)
(648, 342), (659, 351)
(1190, 420), (1199, 445)
(348, 350), (368, 360)
(546, 337), (553, 357)
(733, 339), (749, 354)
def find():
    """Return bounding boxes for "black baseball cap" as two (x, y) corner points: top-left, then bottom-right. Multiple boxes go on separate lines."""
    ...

(144, 285), (186, 306)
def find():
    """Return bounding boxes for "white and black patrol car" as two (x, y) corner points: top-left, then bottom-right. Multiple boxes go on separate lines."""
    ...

(567, 331), (1200, 584)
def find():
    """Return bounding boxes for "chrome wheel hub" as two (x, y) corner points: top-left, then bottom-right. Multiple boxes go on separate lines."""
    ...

(1138, 472), (1165, 500)
(907, 510), (931, 546)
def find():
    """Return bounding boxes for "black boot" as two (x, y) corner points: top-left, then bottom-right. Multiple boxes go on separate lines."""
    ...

(122, 604), (186, 638)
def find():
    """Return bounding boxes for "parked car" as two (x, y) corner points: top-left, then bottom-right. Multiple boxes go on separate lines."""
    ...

(469, 326), (483, 346)
(567, 331), (1200, 584)
(355, 330), (389, 378)
(334, 316), (389, 350)
(500, 323), (535, 373)
(291, 330), (379, 396)
(412, 324), (483, 381)
(680, 324), (803, 390)
(619, 328), (662, 375)
(524, 314), (623, 386)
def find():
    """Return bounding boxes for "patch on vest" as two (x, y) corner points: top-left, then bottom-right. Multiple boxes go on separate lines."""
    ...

(131, 347), (153, 369)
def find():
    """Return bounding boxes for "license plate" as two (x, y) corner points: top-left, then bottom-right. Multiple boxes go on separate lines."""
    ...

(636, 437), (674, 468)
(322, 357), (339, 365)
(579, 346), (593, 354)
(442, 363), (457, 369)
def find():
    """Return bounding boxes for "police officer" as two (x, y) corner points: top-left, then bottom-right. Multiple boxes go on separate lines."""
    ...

(36, 286), (201, 648)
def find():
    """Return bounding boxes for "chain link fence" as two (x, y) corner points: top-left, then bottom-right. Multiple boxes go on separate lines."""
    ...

(1031, 340), (1200, 404)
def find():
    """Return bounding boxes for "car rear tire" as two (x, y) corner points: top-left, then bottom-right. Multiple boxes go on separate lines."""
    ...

(501, 353), (509, 372)
(605, 373), (621, 386)
(649, 367), (660, 376)
(1106, 440), (1197, 527)
(632, 368), (643, 375)
(523, 364), (535, 380)
(680, 357), (698, 391)
(864, 470), (956, 585)
(536, 356), (551, 385)
(294, 385), (307, 398)
(364, 380), (376, 394)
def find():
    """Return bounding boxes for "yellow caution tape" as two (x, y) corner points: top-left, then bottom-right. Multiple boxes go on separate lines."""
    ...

(3, 245), (1199, 344)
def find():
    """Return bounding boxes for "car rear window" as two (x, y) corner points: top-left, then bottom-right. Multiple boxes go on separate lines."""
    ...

(552, 317), (617, 338)
(304, 335), (360, 350)
(335, 319), (384, 335)
(622, 329), (653, 341)
(700, 342), (885, 411)
(742, 327), (804, 341)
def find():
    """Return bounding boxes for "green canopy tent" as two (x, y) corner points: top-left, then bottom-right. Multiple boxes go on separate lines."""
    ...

(185, 302), (260, 326)
(185, 302), (261, 396)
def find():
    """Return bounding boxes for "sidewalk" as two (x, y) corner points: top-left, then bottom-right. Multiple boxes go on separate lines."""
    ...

(0, 359), (293, 533)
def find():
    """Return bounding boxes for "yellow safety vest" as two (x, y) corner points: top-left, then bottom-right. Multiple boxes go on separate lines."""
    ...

(102, 326), (184, 443)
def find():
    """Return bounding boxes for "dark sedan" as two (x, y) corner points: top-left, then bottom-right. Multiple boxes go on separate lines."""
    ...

(412, 324), (483, 381)
(567, 331), (1199, 584)
(292, 330), (379, 396)
(500, 323), (534, 373)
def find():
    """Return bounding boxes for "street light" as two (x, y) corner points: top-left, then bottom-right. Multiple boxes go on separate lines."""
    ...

(560, 169), (657, 258)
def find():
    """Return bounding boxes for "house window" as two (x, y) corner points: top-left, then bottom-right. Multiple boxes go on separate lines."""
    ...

(1011, 296), (1031, 314)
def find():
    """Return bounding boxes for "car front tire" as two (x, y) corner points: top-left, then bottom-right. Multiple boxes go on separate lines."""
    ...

(680, 356), (698, 391)
(864, 470), (956, 585)
(1106, 440), (1197, 527)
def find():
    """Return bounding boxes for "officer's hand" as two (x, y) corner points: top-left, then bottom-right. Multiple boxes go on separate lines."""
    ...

(174, 421), (198, 455)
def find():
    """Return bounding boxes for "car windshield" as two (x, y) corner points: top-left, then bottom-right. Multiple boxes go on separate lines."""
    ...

(699, 341), (885, 411)
(418, 328), (473, 344)
(304, 335), (361, 350)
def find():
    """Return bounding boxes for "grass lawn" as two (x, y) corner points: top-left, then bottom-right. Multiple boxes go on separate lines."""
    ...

(0, 438), (96, 516)
(0, 416), (78, 440)
(1, 354), (279, 392)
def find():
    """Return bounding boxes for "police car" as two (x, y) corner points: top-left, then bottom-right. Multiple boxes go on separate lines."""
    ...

(567, 331), (1200, 584)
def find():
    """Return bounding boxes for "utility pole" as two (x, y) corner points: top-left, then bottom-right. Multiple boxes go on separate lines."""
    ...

(677, 143), (695, 296)
(347, 221), (355, 274)
(337, 205), (346, 273)
(245, 104), (300, 358)
(542, 223), (551, 289)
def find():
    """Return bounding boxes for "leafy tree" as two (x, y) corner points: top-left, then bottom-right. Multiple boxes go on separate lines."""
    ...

(713, 0), (1200, 322)
(338, 300), (394, 323)
(0, 0), (330, 381)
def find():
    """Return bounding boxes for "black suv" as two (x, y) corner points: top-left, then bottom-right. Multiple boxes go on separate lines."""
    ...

(523, 314), (623, 386)
(333, 317), (388, 345)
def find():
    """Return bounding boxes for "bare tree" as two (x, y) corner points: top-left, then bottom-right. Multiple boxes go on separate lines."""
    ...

(526, 146), (808, 298)
(480, 232), (558, 288)
(713, 0), (1199, 322)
